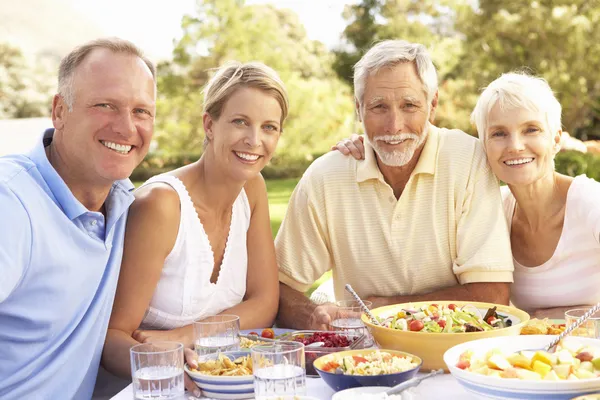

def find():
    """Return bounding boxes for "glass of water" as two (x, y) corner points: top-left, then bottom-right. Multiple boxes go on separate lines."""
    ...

(193, 314), (240, 358)
(251, 341), (306, 399)
(130, 341), (184, 400)
(565, 308), (600, 338)
(331, 299), (373, 345)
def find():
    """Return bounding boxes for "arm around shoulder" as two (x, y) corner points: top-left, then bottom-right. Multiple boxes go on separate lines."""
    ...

(0, 183), (32, 303)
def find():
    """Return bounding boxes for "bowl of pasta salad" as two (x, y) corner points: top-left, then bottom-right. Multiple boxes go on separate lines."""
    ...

(313, 349), (421, 392)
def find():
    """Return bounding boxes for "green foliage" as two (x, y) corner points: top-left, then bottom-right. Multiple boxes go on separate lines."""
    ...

(458, 0), (600, 138)
(265, 178), (298, 237)
(555, 150), (600, 181)
(131, 152), (322, 181)
(332, 0), (600, 138)
(154, 0), (356, 161)
(332, 0), (475, 133)
(0, 43), (53, 118)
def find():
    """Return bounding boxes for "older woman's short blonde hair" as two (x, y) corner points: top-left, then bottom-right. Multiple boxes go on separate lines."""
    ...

(471, 72), (562, 144)
(353, 40), (438, 107)
(202, 61), (289, 146)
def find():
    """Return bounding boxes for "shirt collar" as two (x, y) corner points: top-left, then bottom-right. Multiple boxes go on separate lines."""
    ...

(356, 122), (440, 183)
(29, 128), (135, 221)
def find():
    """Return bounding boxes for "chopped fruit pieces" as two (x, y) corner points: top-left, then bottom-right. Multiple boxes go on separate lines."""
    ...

(532, 360), (552, 377)
(507, 354), (532, 370)
(459, 341), (600, 381)
(576, 352), (594, 362)
(531, 351), (557, 366)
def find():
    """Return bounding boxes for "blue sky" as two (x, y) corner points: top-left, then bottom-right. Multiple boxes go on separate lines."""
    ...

(68, 0), (357, 60)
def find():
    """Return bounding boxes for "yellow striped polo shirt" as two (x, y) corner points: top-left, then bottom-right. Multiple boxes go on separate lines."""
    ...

(275, 124), (514, 301)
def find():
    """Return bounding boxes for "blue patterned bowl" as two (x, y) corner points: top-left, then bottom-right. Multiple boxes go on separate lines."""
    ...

(314, 348), (421, 392)
(185, 351), (253, 399)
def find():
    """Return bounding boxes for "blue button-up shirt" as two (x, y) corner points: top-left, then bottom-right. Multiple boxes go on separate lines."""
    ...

(0, 129), (135, 399)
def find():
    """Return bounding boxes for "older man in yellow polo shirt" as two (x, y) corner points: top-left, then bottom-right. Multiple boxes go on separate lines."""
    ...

(274, 39), (513, 330)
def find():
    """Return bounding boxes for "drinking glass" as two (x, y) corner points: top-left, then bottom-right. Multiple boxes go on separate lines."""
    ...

(565, 308), (600, 338)
(193, 314), (240, 358)
(331, 299), (373, 346)
(251, 341), (306, 399)
(130, 341), (184, 400)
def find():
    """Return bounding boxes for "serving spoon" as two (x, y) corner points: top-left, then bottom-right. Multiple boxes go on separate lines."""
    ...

(385, 369), (444, 395)
(524, 301), (600, 353)
(344, 284), (380, 326)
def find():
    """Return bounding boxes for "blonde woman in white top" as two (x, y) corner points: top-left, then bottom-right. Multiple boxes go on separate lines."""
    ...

(335, 72), (600, 319)
(471, 72), (600, 319)
(102, 61), (287, 383)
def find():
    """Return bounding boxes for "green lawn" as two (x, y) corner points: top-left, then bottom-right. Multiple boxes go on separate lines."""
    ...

(266, 178), (331, 296)
(265, 178), (298, 237)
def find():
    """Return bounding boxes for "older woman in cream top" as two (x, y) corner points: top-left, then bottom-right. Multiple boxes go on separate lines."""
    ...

(471, 72), (600, 318)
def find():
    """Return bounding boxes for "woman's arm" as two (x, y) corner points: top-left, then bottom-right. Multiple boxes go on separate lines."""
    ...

(219, 174), (279, 329)
(101, 184), (180, 378)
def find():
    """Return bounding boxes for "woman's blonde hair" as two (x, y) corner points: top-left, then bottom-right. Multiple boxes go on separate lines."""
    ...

(203, 61), (289, 146)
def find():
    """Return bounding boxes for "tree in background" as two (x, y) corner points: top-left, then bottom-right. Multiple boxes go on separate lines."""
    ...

(154, 0), (356, 162)
(332, 0), (475, 133)
(333, 0), (600, 139)
(0, 43), (53, 118)
(459, 0), (600, 139)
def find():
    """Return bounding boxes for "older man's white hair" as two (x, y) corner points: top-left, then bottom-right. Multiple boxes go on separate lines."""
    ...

(353, 40), (438, 107)
(471, 72), (563, 144)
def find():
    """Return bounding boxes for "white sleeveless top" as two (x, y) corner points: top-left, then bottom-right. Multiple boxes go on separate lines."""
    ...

(138, 174), (251, 330)
(502, 176), (600, 313)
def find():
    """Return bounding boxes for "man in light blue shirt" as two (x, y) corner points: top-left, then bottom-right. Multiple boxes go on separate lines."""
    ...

(0, 38), (156, 399)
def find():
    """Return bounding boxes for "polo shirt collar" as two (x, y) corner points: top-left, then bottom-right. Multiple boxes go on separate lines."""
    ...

(29, 129), (134, 221)
(412, 123), (439, 176)
(356, 122), (440, 183)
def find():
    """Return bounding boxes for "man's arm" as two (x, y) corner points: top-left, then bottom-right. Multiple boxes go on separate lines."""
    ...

(0, 182), (31, 303)
(276, 283), (317, 329)
(365, 282), (510, 309)
(274, 174), (335, 328)
(276, 283), (341, 330)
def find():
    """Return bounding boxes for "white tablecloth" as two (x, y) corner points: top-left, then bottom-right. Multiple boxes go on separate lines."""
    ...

(110, 373), (477, 399)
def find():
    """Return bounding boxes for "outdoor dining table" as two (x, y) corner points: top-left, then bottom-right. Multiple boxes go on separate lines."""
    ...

(110, 372), (478, 399)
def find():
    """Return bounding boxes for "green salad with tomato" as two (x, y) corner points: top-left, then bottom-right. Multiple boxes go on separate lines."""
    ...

(378, 304), (512, 333)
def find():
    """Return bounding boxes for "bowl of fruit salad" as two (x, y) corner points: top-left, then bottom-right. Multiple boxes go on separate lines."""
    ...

(279, 330), (367, 376)
(444, 335), (600, 400)
(313, 349), (421, 391)
(362, 301), (530, 371)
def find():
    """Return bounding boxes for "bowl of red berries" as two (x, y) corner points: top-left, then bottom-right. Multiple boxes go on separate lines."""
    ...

(280, 330), (367, 376)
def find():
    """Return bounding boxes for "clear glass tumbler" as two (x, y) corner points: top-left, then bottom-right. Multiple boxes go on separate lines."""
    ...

(331, 299), (373, 346)
(130, 341), (184, 400)
(565, 308), (600, 338)
(193, 314), (241, 358)
(251, 341), (306, 399)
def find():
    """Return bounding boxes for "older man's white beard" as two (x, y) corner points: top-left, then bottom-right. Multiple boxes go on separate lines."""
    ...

(370, 126), (428, 167)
